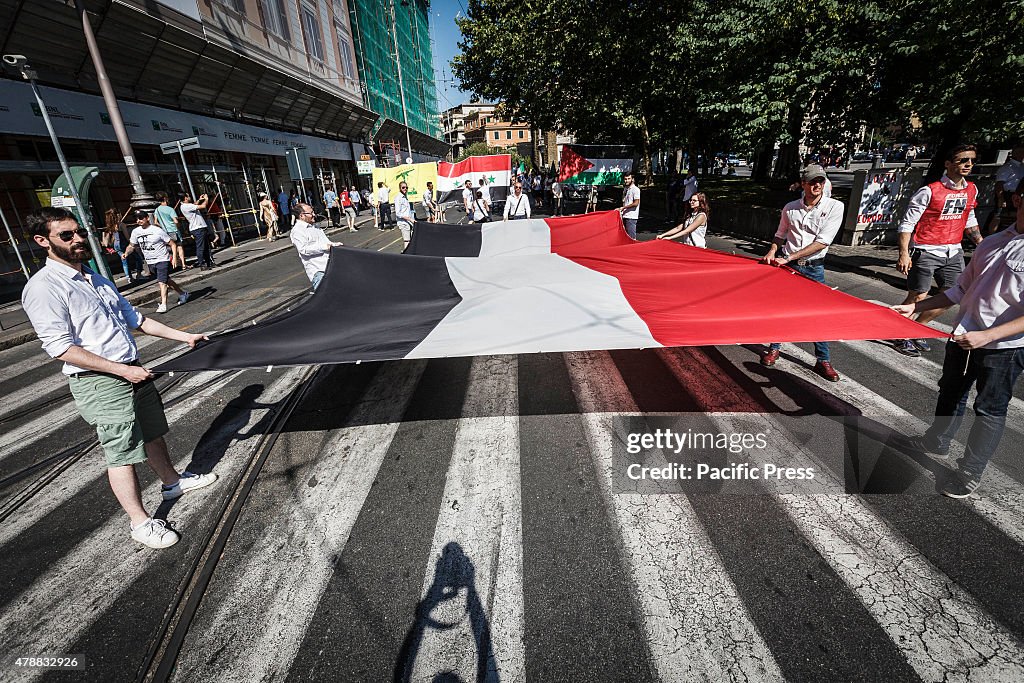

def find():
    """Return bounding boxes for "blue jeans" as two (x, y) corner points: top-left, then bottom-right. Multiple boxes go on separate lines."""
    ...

(311, 271), (324, 290)
(924, 342), (1024, 479)
(769, 262), (830, 361)
(193, 228), (212, 266)
(623, 217), (637, 239)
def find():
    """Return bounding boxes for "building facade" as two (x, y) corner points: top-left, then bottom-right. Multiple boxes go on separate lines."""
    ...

(462, 110), (532, 153)
(0, 0), (445, 289)
(441, 102), (496, 160)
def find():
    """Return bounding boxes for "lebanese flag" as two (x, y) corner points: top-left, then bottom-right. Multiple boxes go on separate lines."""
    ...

(155, 236), (943, 373)
(406, 210), (632, 257)
(437, 154), (511, 204)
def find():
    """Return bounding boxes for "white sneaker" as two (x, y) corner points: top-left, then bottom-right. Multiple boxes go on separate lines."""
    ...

(161, 471), (217, 500)
(155, 303), (167, 313)
(130, 518), (179, 549)
(178, 291), (190, 305)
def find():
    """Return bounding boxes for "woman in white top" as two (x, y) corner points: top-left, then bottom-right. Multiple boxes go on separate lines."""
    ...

(658, 192), (709, 247)
(471, 190), (490, 223)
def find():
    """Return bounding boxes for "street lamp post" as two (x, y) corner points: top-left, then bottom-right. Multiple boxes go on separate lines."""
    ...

(73, 0), (156, 213)
(3, 55), (112, 280)
(388, 0), (414, 164)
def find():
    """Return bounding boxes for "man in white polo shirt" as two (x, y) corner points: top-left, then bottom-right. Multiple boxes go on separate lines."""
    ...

(760, 164), (845, 381)
(893, 184), (1024, 498)
(22, 207), (214, 549)
(290, 203), (342, 290)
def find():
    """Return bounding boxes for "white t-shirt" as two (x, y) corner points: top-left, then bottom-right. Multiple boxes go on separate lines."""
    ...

(995, 158), (1024, 194)
(377, 187), (390, 204)
(462, 188), (474, 207)
(472, 198), (489, 222)
(622, 184), (641, 220)
(180, 202), (208, 233)
(129, 225), (172, 264)
(479, 185), (491, 205)
(682, 212), (708, 249)
(551, 182), (562, 198)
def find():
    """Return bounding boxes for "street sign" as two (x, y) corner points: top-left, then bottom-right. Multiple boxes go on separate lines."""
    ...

(159, 136), (201, 155)
(285, 147), (314, 180)
(49, 196), (77, 208)
(356, 159), (376, 175)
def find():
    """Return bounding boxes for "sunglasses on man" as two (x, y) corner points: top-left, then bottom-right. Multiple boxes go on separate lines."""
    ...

(54, 228), (89, 242)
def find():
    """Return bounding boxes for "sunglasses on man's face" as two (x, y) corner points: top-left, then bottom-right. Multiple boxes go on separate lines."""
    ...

(953, 157), (976, 165)
(54, 228), (89, 242)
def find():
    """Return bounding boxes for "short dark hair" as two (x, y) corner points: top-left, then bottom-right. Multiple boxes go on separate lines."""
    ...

(156, 191), (169, 203)
(377, 182), (383, 187)
(178, 193), (189, 203)
(133, 209), (149, 221)
(26, 207), (78, 238)
(946, 144), (977, 162)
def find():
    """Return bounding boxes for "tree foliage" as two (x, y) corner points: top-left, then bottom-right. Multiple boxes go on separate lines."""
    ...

(452, 0), (1023, 180)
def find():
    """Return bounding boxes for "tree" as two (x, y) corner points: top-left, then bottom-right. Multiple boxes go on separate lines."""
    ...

(456, 142), (529, 172)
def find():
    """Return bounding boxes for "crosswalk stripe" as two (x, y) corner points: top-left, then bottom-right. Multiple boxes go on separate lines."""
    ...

(403, 355), (526, 683)
(170, 360), (427, 683)
(0, 370), (234, 546)
(773, 343), (1024, 546)
(564, 350), (786, 682)
(839, 338), (1024, 437)
(658, 346), (1024, 681)
(0, 367), (309, 683)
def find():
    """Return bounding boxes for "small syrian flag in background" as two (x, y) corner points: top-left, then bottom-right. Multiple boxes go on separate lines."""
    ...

(558, 145), (634, 186)
(437, 154), (511, 204)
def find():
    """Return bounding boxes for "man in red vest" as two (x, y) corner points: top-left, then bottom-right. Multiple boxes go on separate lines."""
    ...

(893, 144), (983, 356)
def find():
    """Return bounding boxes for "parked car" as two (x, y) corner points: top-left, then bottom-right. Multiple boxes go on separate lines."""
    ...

(852, 150), (870, 161)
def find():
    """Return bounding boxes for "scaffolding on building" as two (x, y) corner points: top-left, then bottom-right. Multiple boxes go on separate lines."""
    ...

(348, 0), (441, 146)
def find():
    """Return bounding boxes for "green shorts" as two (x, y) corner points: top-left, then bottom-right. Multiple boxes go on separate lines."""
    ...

(68, 374), (169, 468)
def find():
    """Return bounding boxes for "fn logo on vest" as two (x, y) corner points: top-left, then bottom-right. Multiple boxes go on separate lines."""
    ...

(939, 194), (969, 220)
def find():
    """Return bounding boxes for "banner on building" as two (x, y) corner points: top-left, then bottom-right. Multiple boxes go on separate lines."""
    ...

(437, 155), (512, 204)
(371, 163), (437, 202)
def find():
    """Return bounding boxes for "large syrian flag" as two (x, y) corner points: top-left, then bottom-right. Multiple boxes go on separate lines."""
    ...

(405, 210), (632, 257)
(437, 154), (511, 204)
(558, 145), (633, 186)
(155, 240), (942, 372)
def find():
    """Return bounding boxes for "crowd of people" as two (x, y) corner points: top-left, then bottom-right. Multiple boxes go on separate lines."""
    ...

(13, 142), (1023, 553)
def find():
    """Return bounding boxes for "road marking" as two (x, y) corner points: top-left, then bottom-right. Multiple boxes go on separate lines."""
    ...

(170, 360), (427, 683)
(564, 350), (785, 682)
(377, 236), (404, 251)
(659, 346), (1024, 682)
(0, 368), (310, 683)
(773, 343), (1024, 546)
(403, 355), (525, 683)
(839, 338), (1024, 438)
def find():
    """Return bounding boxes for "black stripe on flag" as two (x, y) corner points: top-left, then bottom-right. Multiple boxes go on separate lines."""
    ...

(153, 248), (463, 371)
(406, 221), (482, 257)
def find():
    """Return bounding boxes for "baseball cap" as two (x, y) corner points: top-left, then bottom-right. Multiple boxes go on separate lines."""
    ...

(801, 164), (828, 182)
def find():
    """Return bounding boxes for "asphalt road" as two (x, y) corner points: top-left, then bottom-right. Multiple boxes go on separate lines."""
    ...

(1, 211), (1023, 683)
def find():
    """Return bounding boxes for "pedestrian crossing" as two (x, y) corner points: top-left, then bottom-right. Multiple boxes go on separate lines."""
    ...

(1, 339), (1023, 682)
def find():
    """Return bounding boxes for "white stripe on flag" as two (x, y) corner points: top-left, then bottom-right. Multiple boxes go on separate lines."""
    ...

(478, 219), (551, 257)
(407, 254), (660, 359)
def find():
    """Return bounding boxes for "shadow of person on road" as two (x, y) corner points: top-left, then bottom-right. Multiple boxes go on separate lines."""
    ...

(394, 541), (496, 683)
(155, 383), (276, 519)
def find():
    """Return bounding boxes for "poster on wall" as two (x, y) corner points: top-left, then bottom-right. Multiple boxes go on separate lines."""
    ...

(857, 170), (904, 225)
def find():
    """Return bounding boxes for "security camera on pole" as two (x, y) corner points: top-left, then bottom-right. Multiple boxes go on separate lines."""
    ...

(2, 54), (112, 281)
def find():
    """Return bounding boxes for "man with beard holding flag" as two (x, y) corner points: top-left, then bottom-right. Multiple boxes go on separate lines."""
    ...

(21, 207), (215, 549)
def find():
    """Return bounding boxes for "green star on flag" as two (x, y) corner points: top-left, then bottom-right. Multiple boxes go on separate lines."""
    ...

(488, 175), (496, 184)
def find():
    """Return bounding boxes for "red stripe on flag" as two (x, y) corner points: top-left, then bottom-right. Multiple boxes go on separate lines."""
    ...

(563, 241), (945, 347)
(558, 146), (594, 182)
(545, 210), (634, 254)
(438, 154), (511, 178)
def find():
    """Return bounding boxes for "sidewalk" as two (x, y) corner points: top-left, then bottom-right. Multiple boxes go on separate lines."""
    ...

(0, 218), (357, 352)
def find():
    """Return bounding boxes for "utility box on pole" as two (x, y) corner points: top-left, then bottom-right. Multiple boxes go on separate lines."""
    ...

(51, 166), (100, 220)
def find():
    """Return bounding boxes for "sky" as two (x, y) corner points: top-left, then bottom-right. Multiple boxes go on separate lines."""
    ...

(429, 0), (474, 111)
